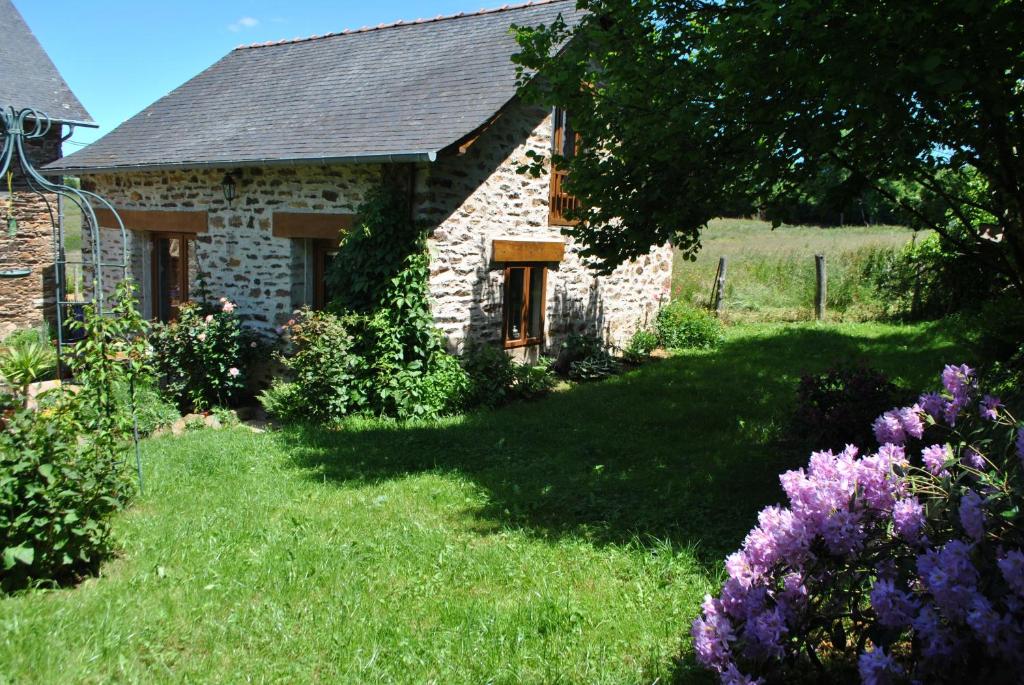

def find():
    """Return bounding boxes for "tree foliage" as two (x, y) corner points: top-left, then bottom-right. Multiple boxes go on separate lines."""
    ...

(513, 0), (1024, 291)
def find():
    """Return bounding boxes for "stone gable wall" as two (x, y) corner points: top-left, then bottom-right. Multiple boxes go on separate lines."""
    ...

(419, 101), (673, 353)
(0, 129), (63, 339)
(83, 100), (672, 352)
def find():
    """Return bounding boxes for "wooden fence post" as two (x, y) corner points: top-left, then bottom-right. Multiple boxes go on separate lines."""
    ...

(712, 256), (727, 317)
(815, 254), (827, 320)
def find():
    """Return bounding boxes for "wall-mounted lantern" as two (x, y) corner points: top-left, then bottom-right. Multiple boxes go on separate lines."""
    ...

(221, 171), (238, 205)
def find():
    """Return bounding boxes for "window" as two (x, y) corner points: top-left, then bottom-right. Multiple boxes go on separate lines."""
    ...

(503, 264), (546, 348)
(151, 232), (193, 322)
(549, 107), (581, 226)
(312, 240), (338, 310)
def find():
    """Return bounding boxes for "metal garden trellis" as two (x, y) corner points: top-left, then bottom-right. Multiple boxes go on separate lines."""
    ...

(0, 105), (144, 490)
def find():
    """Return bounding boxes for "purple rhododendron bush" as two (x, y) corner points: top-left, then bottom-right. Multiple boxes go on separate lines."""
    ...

(693, 364), (1024, 684)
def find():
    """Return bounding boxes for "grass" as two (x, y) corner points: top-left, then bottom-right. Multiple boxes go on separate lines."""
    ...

(673, 218), (924, 322)
(0, 321), (968, 683)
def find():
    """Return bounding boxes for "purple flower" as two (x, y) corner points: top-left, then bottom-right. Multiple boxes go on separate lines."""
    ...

(858, 645), (903, 685)
(999, 551), (1024, 597)
(959, 491), (986, 541)
(980, 395), (1002, 421)
(921, 444), (951, 477)
(963, 446), (986, 470)
(692, 595), (735, 670)
(721, 664), (764, 685)
(870, 578), (917, 628)
(742, 607), (788, 660)
(898, 405), (925, 439)
(1016, 428), (1024, 463)
(917, 540), (979, 621)
(892, 497), (925, 541)
(873, 411), (906, 445)
(964, 595), (1022, 659)
(822, 509), (865, 556)
(725, 552), (757, 589)
(913, 604), (961, 666)
(942, 363), (976, 400)
(918, 391), (945, 420)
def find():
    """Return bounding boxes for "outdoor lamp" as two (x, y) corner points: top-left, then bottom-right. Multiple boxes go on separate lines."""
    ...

(221, 172), (237, 205)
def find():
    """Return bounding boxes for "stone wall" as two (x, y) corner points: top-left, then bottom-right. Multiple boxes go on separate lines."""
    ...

(83, 100), (672, 352)
(419, 100), (673, 354)
(85, 165), (382, 326)
(0, 128), (63, 339)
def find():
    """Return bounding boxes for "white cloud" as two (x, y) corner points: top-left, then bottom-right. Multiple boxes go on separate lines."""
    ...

(228, 16), (260, 32)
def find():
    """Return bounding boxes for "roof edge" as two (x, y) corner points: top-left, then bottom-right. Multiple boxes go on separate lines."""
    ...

(235, 0), (574, 50)
(45, 150), (439, 175)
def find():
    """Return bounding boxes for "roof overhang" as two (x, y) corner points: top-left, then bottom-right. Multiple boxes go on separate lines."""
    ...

(46, 150), (439, 175)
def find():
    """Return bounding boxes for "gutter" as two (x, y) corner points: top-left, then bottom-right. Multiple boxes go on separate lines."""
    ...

(45, 150), (439, 176)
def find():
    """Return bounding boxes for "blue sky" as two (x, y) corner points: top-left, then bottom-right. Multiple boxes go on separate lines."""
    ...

(16, 1), (507, 147)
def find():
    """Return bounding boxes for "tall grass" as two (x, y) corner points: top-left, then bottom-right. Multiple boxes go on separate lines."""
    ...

(672, 219), (924, 322)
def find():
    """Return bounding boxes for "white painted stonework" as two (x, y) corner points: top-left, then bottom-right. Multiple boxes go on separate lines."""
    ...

(83, 99), (672, 355)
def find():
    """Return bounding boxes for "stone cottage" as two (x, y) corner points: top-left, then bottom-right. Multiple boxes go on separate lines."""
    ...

(0, 0), (95, 339)
(48, 0), (673, 355)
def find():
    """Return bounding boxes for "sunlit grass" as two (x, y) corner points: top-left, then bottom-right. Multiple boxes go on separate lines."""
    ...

(673, 218), (926, 322)
(0, 321), (967, 683)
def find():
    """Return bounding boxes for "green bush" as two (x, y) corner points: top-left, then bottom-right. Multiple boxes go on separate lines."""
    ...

(150, 299), (257, 411)
(462, 343), (516, 409)
(259, 310), (367, 423)
(655, 301), (724, 350)
(623, 329), (659, 361)
(0, 406), (130, 592)
(1, 326), (50, 349)
(568, 354), (619, 382)
(419, 351), (472, 416)
(512, 358), (558, 399)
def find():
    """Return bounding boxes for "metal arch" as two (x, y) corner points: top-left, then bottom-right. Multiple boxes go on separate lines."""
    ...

(1, 106), (131, 354)
(1, 106), (144, 491)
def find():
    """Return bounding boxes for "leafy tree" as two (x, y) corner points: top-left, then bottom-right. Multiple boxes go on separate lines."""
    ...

(513, 0), (1024, 292)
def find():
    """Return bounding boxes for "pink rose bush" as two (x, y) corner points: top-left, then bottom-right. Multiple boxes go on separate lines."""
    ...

(150, 297), (263, 410)
(693, 364), (1024, 683)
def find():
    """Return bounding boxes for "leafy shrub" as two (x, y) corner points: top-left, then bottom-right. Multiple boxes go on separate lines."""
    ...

(0, 407), (130, 591)
(2, 325), (50, 349)
(462, 343), (516, 409)
(513, 357), (558, 399)
(419, 351), (472, 416)
(624, 328), (659, 361)
(569, 354), (619, 382)
(1, 281), (147, 592)
(793, 365), (903, 450)
(694, 364), (1024, 683)
(151, 298), (256, 411)
(554, 333), (605, 374)
(0, 340), (56, 406)
(656, 301), (724, 350)
(258, 310), (367, 423)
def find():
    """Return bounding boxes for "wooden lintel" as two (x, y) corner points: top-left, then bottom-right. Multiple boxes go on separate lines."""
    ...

(492, 239), (565, 263)
(94, 208), (208, 233)
(272, 212), (355, 242)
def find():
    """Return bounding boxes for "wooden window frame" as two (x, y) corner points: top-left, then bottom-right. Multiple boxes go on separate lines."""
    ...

(502, 263), (547, 349)
(150, 231), (194, 322)
(549, 107), (581, 227)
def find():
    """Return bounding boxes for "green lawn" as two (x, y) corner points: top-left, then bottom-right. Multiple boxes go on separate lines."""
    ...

(0, 322), (967, 684)
(673, 219), (924, 322)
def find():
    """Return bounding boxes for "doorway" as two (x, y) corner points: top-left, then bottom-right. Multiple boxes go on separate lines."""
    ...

(151, 233), (192, 322)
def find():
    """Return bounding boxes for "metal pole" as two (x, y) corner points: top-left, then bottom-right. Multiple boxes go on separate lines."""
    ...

(815, 254), (827, 320)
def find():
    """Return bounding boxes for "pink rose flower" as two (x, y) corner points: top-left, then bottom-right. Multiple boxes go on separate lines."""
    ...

(228, 367), (240, 377)
(222, 301), (236, 313)
(197, 333), (207, 342)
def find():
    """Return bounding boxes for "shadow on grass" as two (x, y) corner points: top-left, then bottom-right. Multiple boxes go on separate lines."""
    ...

(280, 322), (964, 570)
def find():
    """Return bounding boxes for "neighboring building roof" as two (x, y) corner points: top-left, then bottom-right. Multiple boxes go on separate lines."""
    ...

(49, 0), (582, 174)
(0, 0), (94, 126)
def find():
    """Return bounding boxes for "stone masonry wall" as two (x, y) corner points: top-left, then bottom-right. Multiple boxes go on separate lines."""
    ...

(418, 100), (673, 354)
(85, 165), (382, 327)
(84, 100), (672, 352)
(0, 129), (63, 339)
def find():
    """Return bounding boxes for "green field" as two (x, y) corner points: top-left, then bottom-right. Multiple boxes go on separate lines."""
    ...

(0, 321), (966, 684)
(673, 219), (924, 322)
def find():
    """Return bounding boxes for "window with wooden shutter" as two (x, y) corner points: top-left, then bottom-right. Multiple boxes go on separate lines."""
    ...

(549, 107), (581, 226)
(502, 264), (547, 349)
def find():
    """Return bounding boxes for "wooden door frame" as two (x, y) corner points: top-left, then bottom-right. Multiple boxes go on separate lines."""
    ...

(502, 263), (547, 349)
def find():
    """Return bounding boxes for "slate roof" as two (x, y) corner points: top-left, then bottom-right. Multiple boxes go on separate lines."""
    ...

(49, 0), (582, 174)
(0, 0), (94, 125)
